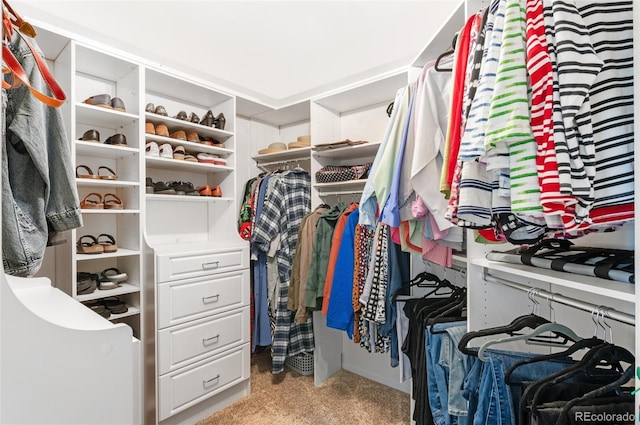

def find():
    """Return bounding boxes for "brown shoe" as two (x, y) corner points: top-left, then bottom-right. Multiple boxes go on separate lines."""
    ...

(145, 122), (156, 134)
(187, 131), (199, 142)
(156, 124), (169, 137)
(170, 130), (187, 141)
(211, 185), (222, 197)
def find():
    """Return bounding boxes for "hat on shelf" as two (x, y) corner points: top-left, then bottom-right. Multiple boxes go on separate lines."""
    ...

(258, 142), (288, 155)
(288, 135), (311, 149)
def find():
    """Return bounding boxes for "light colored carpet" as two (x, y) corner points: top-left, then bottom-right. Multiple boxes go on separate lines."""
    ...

(197, 349), (410, 425)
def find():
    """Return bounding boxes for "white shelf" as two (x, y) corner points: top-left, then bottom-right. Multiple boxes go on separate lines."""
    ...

(313, 70), (408, 114)
(472, 258), (634, 302)
(145, 112), (233, 141)
(76, 103), (139, 129)
(252, 147), (311, 163)
(80, 209), (141, 214)
(76, 248), (141, 261)
(250, 101), (310, 126)
(76, 283), (140, 303)
(314, 179), (367, 192)
(145, 194), (232, 202)
(312, 141), (380, 160)
(109, 306), (141, 320)
(410, 0), (465, 68)
(144, 134), (233, 157)
(75, 140), (139, 159)
(145, 156), (232, 173)
(145, 68), (233, 110)
(76, 179), (140, 188)
(451, 253), (467, 268)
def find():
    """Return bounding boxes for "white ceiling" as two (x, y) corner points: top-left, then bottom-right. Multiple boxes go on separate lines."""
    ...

(14, 0), (460, 108)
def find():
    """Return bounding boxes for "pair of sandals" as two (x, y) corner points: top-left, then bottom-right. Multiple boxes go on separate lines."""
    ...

(76, 234), (118, 255)
(147, 178), (199, 196)
(83, 296), (128, 318)
(80, 192), (124, 210)
(76, 165), (117, 180)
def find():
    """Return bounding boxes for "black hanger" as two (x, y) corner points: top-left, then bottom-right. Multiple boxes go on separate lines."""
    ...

(434, 33), (458, 72)
(505, 336), (604, 385)
(527, 344), (634, 417)
(427, 287), (468, 334)
(392, 271), (442, 302)
(457, 314), (551, 356)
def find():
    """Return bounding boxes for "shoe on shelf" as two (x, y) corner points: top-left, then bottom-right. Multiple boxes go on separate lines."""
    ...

(168, 181), (187, 195)
(111, 97), (126, 112)
(211, 185), (223, 197)
(154, 105), (168, 116)
(184, 152), (198, 162)
(145, 102), (155, 113)
(159, 143), (173, 159)
(83, 94), (112, 109)
(155, 124), (170, 137)
(101, 267), (128, 283)
(197, 184), (212, 196)
(79, 129), (100, 143)
(173, 145), (186, 160)
(170, 130), (187, 141)
(145, 177), (154, 193)
(105, 133), (128, 146)
(97, 166), (117, 180)
(145, 141), (159, 157)
(187, 131), (199, 142)
(153, 181), (176, 195)
(76, 235), (104, 254)
(174, 110), (188, 120)
(103, 193), (124, 210)
(214, 113), (226, 130)
(200, 110), (215, 127)
(183, 181), (199, 195)
(189, 112), (200, 123)
(145, 122), (156, 134)
(97, 233), (118, 253)
(80, 192), (103, 209)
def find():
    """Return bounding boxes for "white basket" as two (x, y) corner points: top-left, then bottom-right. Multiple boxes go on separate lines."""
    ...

(285, 352), (314, 376)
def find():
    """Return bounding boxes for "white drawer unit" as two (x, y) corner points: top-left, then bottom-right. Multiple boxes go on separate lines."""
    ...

(157, 247), (249, 283)
(157, 269), (250, 329)
(157, 307), (250, 375)
(158, 344), (250, 421)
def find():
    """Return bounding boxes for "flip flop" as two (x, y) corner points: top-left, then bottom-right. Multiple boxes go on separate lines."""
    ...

(103, 193), (124, 209)
(76, 235), (104, 255)
(97, 166), (117, 180)
(76, 165), (99, 179)
(80, 193), (103, 209)
(96, 233), (118, 253)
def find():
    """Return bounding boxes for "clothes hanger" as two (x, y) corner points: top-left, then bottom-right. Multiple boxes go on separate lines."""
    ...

(392, 271), (442, 302)
(457, 288), (552, 356)
(427, 287), (468, 334)
(434, 32), (458, 72)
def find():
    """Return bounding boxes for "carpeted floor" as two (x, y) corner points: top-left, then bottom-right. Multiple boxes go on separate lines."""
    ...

(197, 349), (410, 425)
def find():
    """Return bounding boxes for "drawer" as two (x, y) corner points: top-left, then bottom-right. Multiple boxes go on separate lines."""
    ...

(157, 247), (249, 282)
(157, 270), (249, 329)
(158, 307), (250, 375)
(158, 344), (250, 421)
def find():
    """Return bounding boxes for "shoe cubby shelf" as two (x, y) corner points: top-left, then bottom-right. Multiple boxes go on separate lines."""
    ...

(76, 179), (140, 189)
(75, 283), (140, 303)
(313, 179), (368, 192)
(76, 249), (141, 262)
(145, 157), (233, 173)
(80, 209), (141, 215)
(145, 194), (233, 203)
(109, 306), (141, 321)
(252, 147), (311, 163)
(145, 113), (233, 142)
(75, 141), (140, 159)
(312, 141), (381, 160)
(76, 103), (139, 129)
(144, 135), (233, 157)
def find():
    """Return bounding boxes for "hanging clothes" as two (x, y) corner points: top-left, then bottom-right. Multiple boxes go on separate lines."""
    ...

(252, 168), (313, 374)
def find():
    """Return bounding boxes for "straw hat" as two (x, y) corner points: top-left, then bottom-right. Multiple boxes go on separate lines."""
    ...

(258, 142), (288, 155)
(288, 135), (311, 149)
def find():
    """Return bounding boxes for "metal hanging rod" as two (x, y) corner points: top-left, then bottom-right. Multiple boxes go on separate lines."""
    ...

(482, 272), (635, 326)
(318, 190), (363, 197)
(256, 158), (309, 172)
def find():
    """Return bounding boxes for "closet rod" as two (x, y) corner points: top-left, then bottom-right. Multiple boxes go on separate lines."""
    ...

(318, 190), (363, 197)
(482, 273), (635, 326)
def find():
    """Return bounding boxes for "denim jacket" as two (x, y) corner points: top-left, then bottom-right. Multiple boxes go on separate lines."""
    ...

(2, 31), (82, 276)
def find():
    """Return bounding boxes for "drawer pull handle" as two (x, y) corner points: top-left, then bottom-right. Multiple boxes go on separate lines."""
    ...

(202, 295), (220, 304)
(202, 335), (220, 345)
(203, 374), (220, 387)
(202, 261), (220, 270)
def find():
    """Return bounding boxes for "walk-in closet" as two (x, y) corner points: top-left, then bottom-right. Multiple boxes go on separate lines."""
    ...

(0, 1), (637, 424)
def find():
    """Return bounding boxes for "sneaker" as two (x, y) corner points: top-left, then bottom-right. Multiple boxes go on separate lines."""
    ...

(159, 143), (173, 159)
(145, 141), (159, 157)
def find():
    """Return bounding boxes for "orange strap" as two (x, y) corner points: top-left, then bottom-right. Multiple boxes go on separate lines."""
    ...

(2, 2), (66, 107)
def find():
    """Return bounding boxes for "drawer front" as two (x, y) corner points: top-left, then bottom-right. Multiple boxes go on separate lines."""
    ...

(158, 307), (250, 375)
(158, 344), (250, 421)
(157, 270), (249, 329)
(157, 247), (249, 282)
